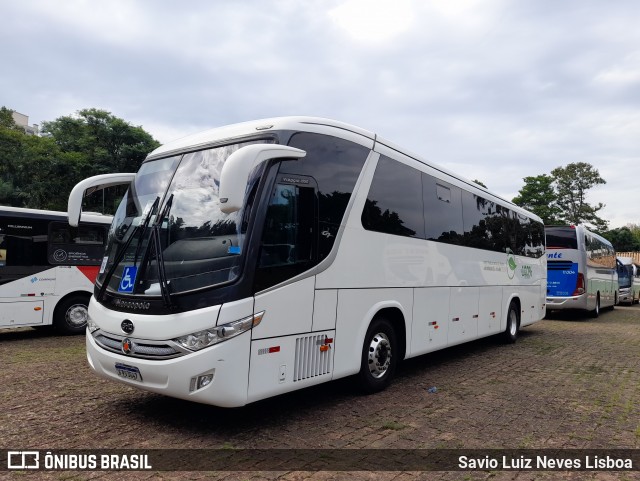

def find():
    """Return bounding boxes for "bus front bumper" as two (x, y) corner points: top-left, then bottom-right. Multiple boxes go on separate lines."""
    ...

(86, 330), (251, 407)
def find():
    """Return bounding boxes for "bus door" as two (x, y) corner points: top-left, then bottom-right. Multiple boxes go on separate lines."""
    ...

(249, 173), (325, 402)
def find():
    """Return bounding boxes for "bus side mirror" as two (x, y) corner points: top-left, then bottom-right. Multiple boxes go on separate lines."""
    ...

(219, 144), (306, 214)
(68, 173), (136, 227)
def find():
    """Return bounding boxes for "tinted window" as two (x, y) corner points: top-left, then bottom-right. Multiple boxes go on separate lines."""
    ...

(286, 132), (369, 260)
(0, 217), (49, 267)
(462, 191), (494, 250)
(423, 174), (463, 244)
(362, 155), (425, 238)
(255, 133), (369, 292)
(48, 222), (107, 265)
(545, 227), (578, 249)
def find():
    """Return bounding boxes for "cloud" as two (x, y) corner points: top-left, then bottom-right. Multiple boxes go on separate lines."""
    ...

(2, 0), (640, 227)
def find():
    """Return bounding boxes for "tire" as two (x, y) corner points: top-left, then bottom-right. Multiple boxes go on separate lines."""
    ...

(502, 300), (520, 343)
(53, 294), (91, 335)
(590, 294), (600, 318)
(357, 318), (398, 394)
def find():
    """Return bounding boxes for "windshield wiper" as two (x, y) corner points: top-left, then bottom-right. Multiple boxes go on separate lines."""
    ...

(152, 195), (174, 308)
(97, 196), (160, 302)
(134, 194), (174, 308)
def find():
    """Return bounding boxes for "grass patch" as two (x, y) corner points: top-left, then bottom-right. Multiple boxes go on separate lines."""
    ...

(381, 420), (407, 431)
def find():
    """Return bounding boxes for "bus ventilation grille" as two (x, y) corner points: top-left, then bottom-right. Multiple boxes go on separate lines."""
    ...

(293, 334), (332, 382)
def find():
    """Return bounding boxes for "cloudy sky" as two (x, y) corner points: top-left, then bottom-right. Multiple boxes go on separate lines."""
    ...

(2, 0), (639, 227)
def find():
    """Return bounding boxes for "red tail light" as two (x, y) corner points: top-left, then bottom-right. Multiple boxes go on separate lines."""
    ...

(572, 273), (585, 296)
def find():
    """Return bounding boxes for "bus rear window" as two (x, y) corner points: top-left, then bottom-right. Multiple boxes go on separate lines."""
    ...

(545, 227), (578, 249)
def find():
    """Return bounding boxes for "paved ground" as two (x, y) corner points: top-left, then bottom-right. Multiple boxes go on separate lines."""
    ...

(1, 305), (639, 481)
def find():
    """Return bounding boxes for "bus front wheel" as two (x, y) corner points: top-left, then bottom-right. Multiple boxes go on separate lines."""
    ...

(53, 294), (91, 335)
(357, 318), (398, 394)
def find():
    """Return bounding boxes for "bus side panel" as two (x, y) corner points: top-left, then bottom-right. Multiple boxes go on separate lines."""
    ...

(411, 287), (450, 357)
(0, 300), (44, 327)
(0, 267), (57, 328)
(246, 329), (336, 404)
(253, 276), (315, 340)
(332, 288), (413, 380)
(54, 265), (96, 297)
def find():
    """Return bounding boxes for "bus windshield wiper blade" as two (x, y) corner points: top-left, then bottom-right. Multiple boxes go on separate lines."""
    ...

(134, 194), (174, 307)
(97, 196), (160, 302)
(153, 195), (174, 308)
(132, 196), (161, 264)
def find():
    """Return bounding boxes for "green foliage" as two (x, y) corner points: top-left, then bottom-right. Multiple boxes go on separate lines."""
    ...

(552, 162), (608, 230)
(0, 107), (22, 131)
(0, 107), (160, 213)
(512, 174), (561, 225)
(472, 179), (487, 188)
(601, 227), (640, 252)
(513, 163), (609, 229)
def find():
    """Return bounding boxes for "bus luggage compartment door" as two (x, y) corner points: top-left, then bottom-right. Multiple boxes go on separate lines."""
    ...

(0, 300), (44, 327)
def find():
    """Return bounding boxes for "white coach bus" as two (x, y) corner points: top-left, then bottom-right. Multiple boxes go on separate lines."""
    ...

(0, 206), (111, 333)
(68, 117), (546, 407)
(546, 225), (617, 317)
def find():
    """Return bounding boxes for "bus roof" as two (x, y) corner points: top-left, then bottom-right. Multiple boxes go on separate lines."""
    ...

(145, 116), (542, 224)
(0, 205), (112, 224)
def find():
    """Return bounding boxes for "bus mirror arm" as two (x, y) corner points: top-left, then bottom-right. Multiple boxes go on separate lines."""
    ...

(68, 173), (136, 227)
(219, 144), (306, 214)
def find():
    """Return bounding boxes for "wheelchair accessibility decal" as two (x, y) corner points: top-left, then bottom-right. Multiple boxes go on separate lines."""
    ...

(118, 266), (138, 293)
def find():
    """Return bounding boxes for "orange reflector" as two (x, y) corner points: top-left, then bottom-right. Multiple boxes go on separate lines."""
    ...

(34, 307), (42, 311)
(268, 346), (280, 353)
(320, 345), (329, 352)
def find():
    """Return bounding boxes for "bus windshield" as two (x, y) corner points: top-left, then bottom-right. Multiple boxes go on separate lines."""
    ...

(97, 139), (272, 296)
(618, 264), (632, 288)
(545, 226), (578, 249)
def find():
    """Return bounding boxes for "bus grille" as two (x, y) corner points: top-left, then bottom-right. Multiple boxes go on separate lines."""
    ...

(293, 334), (332, 382)
(93, 332), (185, 360)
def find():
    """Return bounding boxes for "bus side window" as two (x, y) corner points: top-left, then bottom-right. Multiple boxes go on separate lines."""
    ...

(1, 218), (49, 266)
(254, 176), (318, 292)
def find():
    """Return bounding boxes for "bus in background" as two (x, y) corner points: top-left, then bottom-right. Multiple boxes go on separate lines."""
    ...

(68, 116), (546, 408)
(0, 206), (111, 334)
(546, 225), (617, 317)
(616, 256), (640, 305)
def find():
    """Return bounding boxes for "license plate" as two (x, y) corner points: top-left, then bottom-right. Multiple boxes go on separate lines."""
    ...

(115, 363), (143, 382)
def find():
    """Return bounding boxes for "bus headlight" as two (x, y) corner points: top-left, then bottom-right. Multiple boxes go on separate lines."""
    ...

(87, 314), (100, 334)
(173, 311), (264, 352)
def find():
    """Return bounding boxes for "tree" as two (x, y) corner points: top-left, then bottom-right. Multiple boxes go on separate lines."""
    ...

(602, 227), (640, 252)
(512, 174), (561, 225)
(551, 162), (608, 231)
(0, 107), (160, 212)
(42, 108), (160, 175)
(0, 106), (22, 131)
(472, 179), (487, 188)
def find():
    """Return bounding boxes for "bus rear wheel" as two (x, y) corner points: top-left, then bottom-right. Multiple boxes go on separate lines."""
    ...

(502, 300), (520, 343)
(590, 294), (600, 318)
(53, 294), (90, 335)
(357, 318), (398, 394)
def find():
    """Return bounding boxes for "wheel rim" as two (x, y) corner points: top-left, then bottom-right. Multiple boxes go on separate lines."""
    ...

(509, 309), (518, 336)
(66, 304), (88, 327)
(368, 332), (392, 379)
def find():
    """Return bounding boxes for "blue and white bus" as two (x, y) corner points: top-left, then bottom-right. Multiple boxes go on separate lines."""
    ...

(546, 225), (617, 317)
